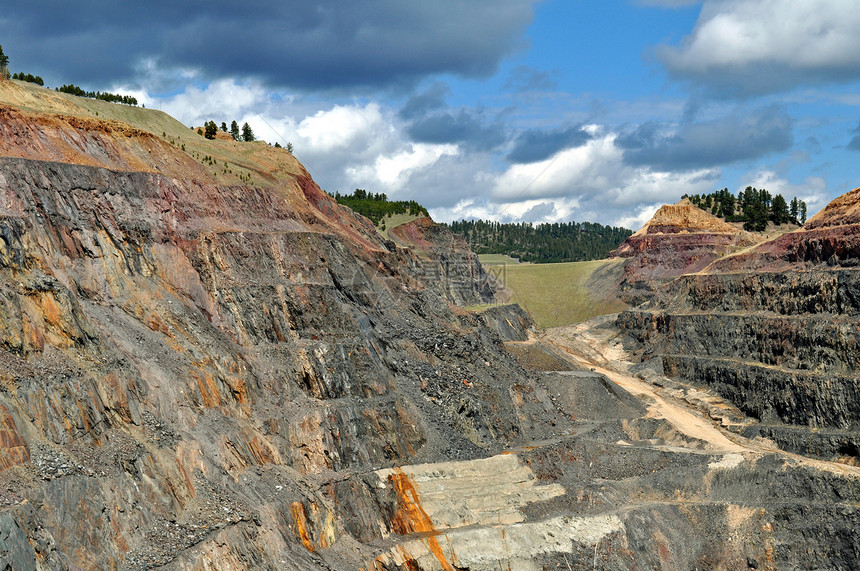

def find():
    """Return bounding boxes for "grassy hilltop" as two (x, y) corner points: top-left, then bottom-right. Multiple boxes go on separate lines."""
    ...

(0, 78), (305, 189)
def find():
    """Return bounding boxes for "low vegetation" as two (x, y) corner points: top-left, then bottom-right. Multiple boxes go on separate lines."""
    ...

(376, 212), (423, 238)
(331, 188), (630, 264)
(475, 253), (521, 265)
(334, 189), (428, 226)
(198, 120), (258, 142)
(448, 219), (632, 263)
(683, 186), (808, 231)
(11, 72), (44, 86)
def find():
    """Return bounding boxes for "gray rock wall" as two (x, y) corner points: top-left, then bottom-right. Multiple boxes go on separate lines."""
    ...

(618, 265), (860, 453)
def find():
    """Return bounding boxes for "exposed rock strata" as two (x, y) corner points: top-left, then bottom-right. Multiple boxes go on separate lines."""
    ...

(387, 216), (496, 306)
(0, 128), (552, 567)
(618, 188), (860, 462)
(1, 84), (858, 570)
(476, 303), (533, 341)
(611, 199), (755, 302)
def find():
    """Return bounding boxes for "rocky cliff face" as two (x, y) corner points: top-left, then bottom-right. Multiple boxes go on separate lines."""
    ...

(1, 80), (859, 571)
(387, 216), (496, 306)
(618, 189), (860, 461)
(0, 94), (558, 569)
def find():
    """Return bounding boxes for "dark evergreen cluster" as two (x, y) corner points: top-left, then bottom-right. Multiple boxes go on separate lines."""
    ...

(195, 120), (256, 142)
(684, 186), (807, 231)
(334, 189), (428, 226)
(241, 122), (255, 142)
(11, 72), (44, 85)
(56, 84), (138, 106)
(447, 219), (632, 263)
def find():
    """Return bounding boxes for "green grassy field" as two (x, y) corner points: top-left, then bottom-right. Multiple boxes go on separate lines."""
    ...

(477, 254), (521, 265)
(481, 259), (627, 328)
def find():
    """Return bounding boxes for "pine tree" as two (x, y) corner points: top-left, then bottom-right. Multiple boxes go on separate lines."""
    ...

(720, 188), (735, 217)
(0, 45), (9, 78)
(230, 121), (240, 141)
(220, 122), (228, 132)
(204, 121), (218, 140)
(771, 194), (789, 225)
(742, 187), (769, 232)
(800, 202), (808, 225)
(241, 122), (255, 142)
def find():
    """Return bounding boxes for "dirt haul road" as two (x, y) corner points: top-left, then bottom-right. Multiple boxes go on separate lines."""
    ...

(541, 316), (860, 477)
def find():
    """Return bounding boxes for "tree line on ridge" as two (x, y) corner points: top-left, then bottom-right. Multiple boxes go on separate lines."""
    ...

(683, 187), (808, 231)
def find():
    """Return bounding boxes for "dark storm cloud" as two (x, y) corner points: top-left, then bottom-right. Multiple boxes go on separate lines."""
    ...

(1, 0), (537, 90)
(407, 110), (507, 150)
(617, 105), (793, 170)
(659, 61), (860, 100)
(400, 83), (507, 149)
(506, 125), (593, 163)
(398, 83), (451, 120)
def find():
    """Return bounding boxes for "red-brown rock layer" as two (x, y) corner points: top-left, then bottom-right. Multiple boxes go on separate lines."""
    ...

(611, 199), (755, 300)
(387, 217), (496, 305)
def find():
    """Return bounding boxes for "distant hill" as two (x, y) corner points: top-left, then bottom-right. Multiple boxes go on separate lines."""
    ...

(447, 219), (632, 263)
(610, 198), (757, 302)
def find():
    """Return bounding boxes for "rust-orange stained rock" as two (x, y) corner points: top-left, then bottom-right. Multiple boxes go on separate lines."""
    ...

(290, 502), (315, 552)
(388, 469), (453, 571)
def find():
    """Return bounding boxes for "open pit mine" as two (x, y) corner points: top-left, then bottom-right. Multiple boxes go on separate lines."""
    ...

(0, 78), (858, 570)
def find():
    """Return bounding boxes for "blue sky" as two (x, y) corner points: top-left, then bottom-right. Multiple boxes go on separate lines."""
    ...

(2, 0), (859, 228)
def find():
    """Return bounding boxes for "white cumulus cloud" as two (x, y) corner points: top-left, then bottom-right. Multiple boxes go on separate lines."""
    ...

(349, 143), (459, 193)
(488, 133), (718, 227)
(297, 104), (387, 153)
(140, 81), (755, 229)
(658, 0), (860, 95)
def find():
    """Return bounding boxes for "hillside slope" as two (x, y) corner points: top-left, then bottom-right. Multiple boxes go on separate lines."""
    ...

(0, 81), (545, 569)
